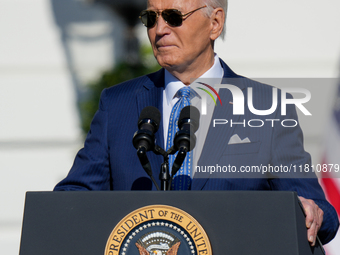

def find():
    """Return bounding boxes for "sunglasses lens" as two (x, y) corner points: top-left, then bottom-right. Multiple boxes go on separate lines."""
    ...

(140, 10), (157, 28)
(162, 9), (182, 27)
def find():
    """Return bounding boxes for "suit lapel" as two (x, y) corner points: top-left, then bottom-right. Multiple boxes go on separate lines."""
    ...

(192, 60), (246, 190)
(136, 69), (165, 149)
(134, 69), (165, 189)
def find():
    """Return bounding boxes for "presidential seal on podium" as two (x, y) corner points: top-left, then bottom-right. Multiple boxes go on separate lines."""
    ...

(105, 205), (212, 255)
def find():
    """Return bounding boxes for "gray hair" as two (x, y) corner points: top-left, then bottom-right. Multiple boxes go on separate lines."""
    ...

(201, 0), (228, 39)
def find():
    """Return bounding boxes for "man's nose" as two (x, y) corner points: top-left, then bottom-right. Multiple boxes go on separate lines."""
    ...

(155, 14), (171, 36)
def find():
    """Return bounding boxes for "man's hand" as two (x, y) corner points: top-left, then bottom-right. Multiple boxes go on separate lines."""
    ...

(299, 196), (324, 246)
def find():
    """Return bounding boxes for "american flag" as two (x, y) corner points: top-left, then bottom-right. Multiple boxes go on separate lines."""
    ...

(320, 82), (340, 254)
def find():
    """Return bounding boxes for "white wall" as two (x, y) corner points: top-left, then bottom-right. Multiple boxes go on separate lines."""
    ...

(216, 0), (340, 78)
(0, 0), (339, 254)
(0, 0), (122, 254)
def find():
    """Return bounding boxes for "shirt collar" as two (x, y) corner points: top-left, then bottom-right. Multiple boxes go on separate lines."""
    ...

(164, 54), (224, 106)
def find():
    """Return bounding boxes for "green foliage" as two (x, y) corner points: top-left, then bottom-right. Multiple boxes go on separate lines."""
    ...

(80, 46), (160, 134)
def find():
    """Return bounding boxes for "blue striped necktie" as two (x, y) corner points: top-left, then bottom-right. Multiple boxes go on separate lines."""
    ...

(166, 86), (195, 190)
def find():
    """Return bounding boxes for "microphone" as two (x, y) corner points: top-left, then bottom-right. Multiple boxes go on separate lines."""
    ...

(169, 106), (200, 189)
(133, 106), (161, 151)
(133, 106), (161, 190)
(173, 105), (200, 152)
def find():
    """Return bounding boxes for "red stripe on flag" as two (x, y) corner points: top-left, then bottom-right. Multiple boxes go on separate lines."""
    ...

(320, 171), (340, 216)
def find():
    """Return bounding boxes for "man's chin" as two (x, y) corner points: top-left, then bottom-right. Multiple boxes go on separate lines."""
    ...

(156, 58), (177, 70)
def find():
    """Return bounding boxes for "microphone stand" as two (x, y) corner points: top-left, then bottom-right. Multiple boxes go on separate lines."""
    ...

(167, 147), (187, 190)
(154, 145), (170, 191)
(151, 131), (195, 191)
(136, 147), (160, 191)
(149, 142), (189, 191)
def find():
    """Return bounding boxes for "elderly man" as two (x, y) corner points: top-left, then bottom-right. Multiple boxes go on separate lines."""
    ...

(54, 0), (339, 246)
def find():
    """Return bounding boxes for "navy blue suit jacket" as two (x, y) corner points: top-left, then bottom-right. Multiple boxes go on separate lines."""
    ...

(54, 59), (338, 243)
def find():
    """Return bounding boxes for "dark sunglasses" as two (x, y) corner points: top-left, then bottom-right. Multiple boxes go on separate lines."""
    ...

(139, 5), (207, 28)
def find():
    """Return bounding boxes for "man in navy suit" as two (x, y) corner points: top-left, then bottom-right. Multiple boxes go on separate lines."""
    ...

(54, 0), (338, 245)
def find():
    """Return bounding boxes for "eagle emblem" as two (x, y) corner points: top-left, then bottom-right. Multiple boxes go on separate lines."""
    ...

(135, 231), (181, 255)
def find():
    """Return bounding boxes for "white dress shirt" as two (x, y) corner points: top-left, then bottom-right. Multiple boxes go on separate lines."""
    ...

(162, 54), (224, 172)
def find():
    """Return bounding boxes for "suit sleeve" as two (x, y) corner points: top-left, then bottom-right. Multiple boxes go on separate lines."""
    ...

(54, 89), (111, 191)
(269, 93), (339, 244)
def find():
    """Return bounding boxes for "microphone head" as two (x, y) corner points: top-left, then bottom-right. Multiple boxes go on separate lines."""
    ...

(178, 106), (200, 132)
(138, 106), (161, 132)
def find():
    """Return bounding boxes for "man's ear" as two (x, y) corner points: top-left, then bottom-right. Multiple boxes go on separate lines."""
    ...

(210, 8), (225, 41)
